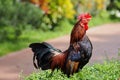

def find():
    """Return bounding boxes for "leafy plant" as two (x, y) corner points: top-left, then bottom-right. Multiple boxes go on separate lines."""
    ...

(24, 60), (120, 80)
(107, 0), (120, 18)
(45, 0), (75, 30)
(0, 0), (44, 41)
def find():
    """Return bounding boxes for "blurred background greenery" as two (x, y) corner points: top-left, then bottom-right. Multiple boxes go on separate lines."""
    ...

(0, 0), (120, 56)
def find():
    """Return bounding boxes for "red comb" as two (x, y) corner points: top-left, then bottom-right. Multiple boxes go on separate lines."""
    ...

(77, 13), (92, 20)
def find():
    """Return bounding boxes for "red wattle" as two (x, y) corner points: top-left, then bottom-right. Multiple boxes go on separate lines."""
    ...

(85, 25), (88, 30)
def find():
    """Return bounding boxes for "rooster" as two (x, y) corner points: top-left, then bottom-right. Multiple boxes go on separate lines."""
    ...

(29, 13), (93, 77)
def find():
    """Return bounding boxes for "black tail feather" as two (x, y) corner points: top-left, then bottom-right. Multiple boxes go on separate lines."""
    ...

(29, 42), (62, 70)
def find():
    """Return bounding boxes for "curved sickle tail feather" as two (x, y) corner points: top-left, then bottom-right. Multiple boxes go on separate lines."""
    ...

(29, 42), (62, 70)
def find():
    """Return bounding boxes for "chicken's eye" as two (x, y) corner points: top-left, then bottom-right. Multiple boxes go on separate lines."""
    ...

(80, 23), (84, 28)
(78, 23), (81, 26)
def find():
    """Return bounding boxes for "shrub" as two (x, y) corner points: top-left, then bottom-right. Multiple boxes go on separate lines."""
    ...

(107, 0), (120, 18)
(44, 0), (75, 30)
(24, 61), (120, 80)
(0, 0), (75, 41)
(0, 0), (45, 41)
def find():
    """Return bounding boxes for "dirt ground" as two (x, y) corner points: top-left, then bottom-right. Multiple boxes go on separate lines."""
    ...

(0, 23), (120, 80)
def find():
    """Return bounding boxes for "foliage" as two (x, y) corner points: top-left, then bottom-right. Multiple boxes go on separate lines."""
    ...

(107, 0), (120, 18)
(71, 0), (107, 16)
(24, 61), (120, 80)
(0, 0), (75, 41)
(0, 0), (45, 40)
(45, 0), (75, 30)
(0, 19), (73, 56)
(21, 0), (75, 30)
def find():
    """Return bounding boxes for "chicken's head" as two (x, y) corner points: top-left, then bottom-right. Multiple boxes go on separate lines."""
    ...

(77, 13), (92, 30)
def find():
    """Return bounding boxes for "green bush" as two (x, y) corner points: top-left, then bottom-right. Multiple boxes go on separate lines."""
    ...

(0, 0), (75, 41)
(0, 0), (45, 41)
(24, 61), (120, 80)
(0, 0), (45, 27)
(107, 0), (120, 18)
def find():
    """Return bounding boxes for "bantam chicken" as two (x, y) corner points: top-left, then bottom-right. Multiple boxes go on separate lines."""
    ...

(29, 13), (93, 77)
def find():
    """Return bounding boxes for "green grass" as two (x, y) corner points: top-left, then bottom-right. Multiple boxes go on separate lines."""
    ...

(23, 60), (120, 80)
(0, 13), (120, 56)
(0, 19), (73, 56)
